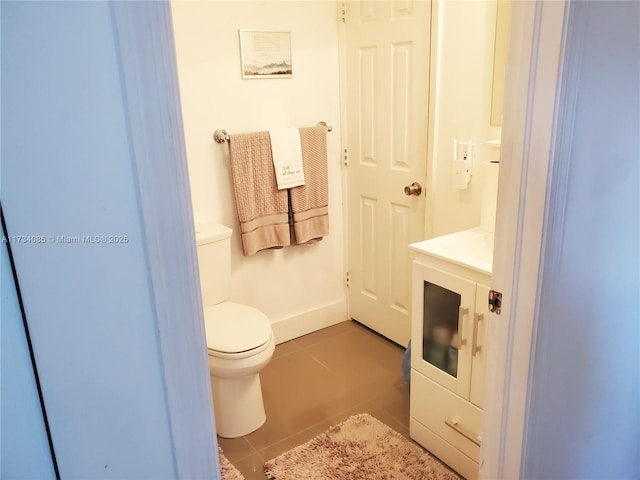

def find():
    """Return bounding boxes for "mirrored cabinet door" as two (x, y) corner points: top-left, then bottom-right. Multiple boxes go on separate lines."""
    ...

(422, 281), (461, 377)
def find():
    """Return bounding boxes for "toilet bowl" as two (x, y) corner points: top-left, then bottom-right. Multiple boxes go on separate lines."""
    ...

(196, 224), (275, 438)
(204, 301), (275, 438)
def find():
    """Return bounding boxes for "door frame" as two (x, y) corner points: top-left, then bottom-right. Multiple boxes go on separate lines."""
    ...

(111, 3), (221, 478)
(156, 0), (570, 476)
(3, 2), (220, 477)
(481, 1), (568, 478)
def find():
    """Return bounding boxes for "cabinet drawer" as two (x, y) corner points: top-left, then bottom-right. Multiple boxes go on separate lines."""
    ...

(410, 369), (482, 462)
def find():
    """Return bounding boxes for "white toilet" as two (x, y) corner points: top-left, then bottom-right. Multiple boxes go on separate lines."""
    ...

(195, 223), (276, 439)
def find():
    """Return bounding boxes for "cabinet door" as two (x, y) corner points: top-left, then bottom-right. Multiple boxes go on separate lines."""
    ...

(470, 284), (489, 408)
(412, 264), (476, 399)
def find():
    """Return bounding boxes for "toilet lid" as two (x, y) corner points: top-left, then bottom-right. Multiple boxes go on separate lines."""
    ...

(203, 302), (272, 354)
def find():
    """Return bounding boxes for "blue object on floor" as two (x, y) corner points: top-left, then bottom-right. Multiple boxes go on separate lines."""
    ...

(402, 340), (411, 383)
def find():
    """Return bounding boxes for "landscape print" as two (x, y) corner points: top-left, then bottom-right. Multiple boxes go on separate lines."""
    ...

(240, 30), (292, 78)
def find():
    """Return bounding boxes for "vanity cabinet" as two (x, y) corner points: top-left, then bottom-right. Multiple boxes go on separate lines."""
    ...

(408, 228), (493, 480)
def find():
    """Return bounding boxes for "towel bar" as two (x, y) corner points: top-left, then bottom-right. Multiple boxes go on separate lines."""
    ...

(213, 122), (332, 143)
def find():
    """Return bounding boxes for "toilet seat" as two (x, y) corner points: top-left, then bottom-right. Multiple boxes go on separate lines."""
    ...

(204, 302), (273, 358)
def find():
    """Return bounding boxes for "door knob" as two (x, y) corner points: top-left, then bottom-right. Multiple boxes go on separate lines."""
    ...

(404, 182), (422, 196)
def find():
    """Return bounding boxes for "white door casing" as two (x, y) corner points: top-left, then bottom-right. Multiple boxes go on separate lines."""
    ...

(2, 2), (220, 477)
(480, 1), (568, 478)
(344, 0), (431, 346)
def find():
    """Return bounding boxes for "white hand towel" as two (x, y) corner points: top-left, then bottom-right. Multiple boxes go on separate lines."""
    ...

(268, 128), (305, 189)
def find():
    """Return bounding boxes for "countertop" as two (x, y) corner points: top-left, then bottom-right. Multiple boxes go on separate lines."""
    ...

(409, 227), (494, 276)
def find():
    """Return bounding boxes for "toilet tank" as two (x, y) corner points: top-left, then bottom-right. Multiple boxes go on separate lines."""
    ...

(195, 223), (232, 306)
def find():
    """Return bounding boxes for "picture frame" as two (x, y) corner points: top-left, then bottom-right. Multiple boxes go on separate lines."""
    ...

(239, 30), (292, 79)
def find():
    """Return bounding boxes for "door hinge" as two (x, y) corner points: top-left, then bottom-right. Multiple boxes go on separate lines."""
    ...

(346, 272), (350, 288)
(488, 289), (502, 315)
(340, 1), (347, 23)
(343, 148), (349, 166)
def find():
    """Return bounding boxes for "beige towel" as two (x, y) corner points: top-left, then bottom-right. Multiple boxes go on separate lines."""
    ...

(228, 131), (290, 256)
(290, 126), (330, 244)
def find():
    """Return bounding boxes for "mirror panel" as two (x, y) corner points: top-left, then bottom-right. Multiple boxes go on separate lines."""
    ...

(490, 0), (512, 127)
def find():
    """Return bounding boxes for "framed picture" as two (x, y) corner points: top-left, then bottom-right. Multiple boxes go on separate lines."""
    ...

(239, 30), (292, 79)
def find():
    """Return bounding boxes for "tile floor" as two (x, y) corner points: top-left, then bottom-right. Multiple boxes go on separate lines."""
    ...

(216, 320), (412, 480)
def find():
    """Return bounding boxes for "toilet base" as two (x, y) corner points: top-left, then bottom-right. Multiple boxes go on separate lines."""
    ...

(211, 373), (266, 438)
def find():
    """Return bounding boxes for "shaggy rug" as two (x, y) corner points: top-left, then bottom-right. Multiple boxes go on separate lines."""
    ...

(219, 447), (244, 480)
(263, 413), (461, 480)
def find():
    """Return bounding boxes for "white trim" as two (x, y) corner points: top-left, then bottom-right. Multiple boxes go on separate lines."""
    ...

(480, 1), (568, 479)
(337, 1), (351, 321)
(271, 301), (348, 344)
(110, 3), (220, 479)
(423, 0), (439, 241)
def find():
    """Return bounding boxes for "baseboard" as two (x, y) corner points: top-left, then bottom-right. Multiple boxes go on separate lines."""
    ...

(271, 300), (348, 344)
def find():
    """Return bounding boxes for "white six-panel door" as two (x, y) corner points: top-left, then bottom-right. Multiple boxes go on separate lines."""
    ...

(345, 0), (431, 346)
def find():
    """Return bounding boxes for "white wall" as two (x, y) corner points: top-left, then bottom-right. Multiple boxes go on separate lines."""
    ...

(429, 0), (502, 237)
(170, 0), (502, 337)
(171, 1), (346, 342)
(523, 1), (640, 477)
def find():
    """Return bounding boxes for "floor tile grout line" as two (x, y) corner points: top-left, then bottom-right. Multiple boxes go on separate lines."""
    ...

(260, 326), (408, 450)
(270, 339), (304, 361)
(301, 347), (344, 378)
(219, 321), (412, 476)
(243, 339), (354, 456)
(217, 436), (260, 464)
(295, 327), (361, 378)
(253, 400), (378, 462)
(290, 321), (360, 350)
